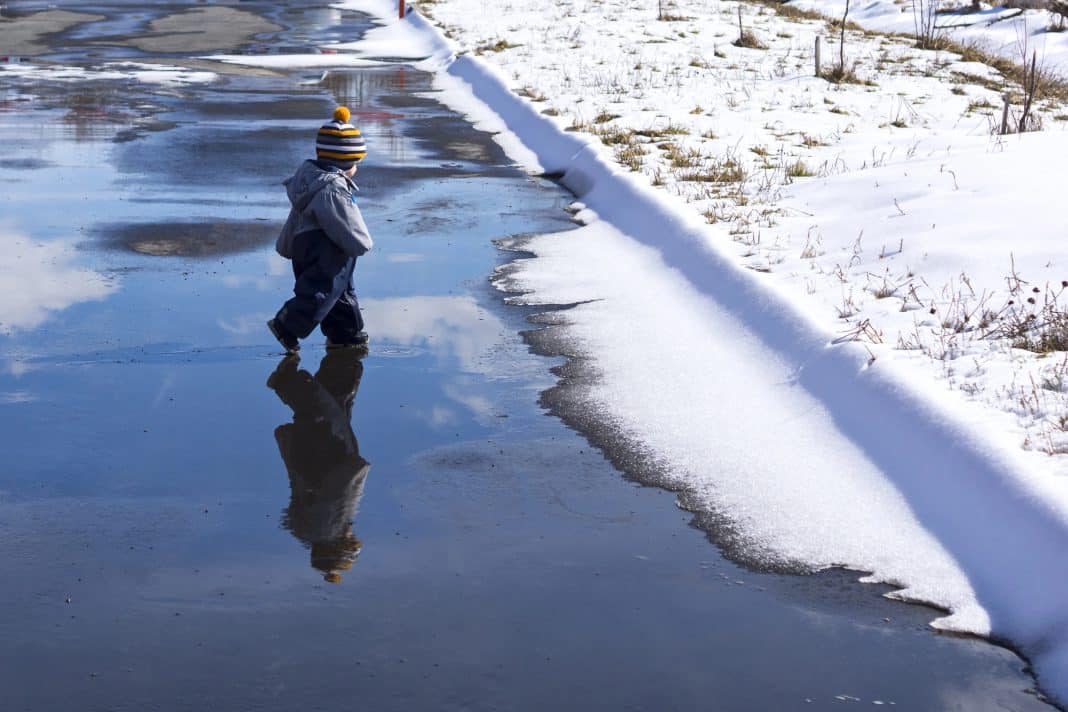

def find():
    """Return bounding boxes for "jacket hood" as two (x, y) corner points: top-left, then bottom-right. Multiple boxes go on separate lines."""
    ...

(285, 160), (353, 211)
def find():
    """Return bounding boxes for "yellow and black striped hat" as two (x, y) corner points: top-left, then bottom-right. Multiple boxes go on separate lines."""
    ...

(316, 106), (367, 169)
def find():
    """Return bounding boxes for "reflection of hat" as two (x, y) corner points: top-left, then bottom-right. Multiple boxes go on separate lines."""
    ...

(311, 534), (362, 583)
(316, 106), (367, 169)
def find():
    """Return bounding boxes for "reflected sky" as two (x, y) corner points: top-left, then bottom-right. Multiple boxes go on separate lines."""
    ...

(0, 228), (116, 335)
(362, 295), (504, 372)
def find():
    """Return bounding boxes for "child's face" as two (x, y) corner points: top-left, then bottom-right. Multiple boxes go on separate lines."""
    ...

(344, 164), (358, 178)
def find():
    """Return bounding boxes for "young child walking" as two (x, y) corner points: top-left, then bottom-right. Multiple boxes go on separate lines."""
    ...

(268, 106), (373, 354)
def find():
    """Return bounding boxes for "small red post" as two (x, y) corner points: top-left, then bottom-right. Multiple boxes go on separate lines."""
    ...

(399, 0), (406, 18)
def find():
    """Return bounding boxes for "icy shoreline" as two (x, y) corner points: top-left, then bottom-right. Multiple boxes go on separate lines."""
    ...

(313, 0), (1068, 704)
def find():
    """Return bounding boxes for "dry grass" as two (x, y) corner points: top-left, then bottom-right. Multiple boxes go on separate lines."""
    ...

(746, 0), (829, 23)
(745, 0), (1068, 101)
(593, 125), (635, 145)
(634, 124), (690, 138)
(663, 143), (702, 168)
(986, 284), (1068, 354)
(475, 38), (520, 53)
(940, 37), (1068, 102)
(785, 159), (814, 178)
(821, 65), (872, 85)
(678, 159), (747, 183)
(616, 143), (647, 171)
(517, 86), (547, 102)
(733, 30), (768, 50)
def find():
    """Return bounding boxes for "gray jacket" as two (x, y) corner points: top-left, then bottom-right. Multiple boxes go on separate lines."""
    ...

(275, 160), (374, 259)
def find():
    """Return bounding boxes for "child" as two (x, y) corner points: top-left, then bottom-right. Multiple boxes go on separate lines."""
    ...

(268, 106), (373, 354)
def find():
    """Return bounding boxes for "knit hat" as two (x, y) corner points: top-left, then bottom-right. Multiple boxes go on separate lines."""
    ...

(316, 106), (367, 169)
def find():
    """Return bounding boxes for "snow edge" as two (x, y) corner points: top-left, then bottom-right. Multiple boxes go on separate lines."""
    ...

(366, 4), (1068, 705)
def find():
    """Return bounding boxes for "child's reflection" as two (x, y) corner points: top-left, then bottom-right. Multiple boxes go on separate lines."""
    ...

(267, 351), (370, 584)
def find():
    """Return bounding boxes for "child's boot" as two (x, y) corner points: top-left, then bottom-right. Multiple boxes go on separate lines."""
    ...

(267, 318), (300, 354)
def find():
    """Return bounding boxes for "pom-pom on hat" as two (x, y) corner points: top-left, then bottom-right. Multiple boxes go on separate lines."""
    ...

(316, 106), (367, 169)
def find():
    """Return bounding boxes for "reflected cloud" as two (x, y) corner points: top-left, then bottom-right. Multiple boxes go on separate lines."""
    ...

(268, 352), (370, 584)
(218, 312), (273, 336)
(0, 228), (115, 335)
(286, 7), (342, 33)
(220, 253), (291, 292)
(0, 391), (36, 404)
(266, 252), (288, 276)
(362, 295), (504, 372)
(385, 252), (424, 264)
(2, 360), (36, 378)
(150, 373), (176, 409)
(444, 380), (497, 420)
(429, 406), (458, 427)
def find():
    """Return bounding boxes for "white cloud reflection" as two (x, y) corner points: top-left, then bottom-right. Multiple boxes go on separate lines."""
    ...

(0, 228), (115, 335)
(362, 295), (504, 373)
(220, 253), (290, 292)
(218, 312), (274, 336)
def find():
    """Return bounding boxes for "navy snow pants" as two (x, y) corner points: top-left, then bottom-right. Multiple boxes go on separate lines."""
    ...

(275, 229), (365, 343)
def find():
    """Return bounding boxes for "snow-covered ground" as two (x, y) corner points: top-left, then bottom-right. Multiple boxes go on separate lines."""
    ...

(778, 134), (1068, 457)
(791, 0), (1068, 79)
(301, 0), (1068, 703)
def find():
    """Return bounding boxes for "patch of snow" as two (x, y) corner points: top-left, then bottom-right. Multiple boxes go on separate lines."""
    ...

(203, 53), (387, 69)
(791, 0), (1068, 78)
(339, 1), (1068, 703)
(506, 215), (986, 619)
(121, 63), (218, 85)
(0, 62), (217, 84)
(776, 133), (1068, 460)
(328, 0), (455, 58)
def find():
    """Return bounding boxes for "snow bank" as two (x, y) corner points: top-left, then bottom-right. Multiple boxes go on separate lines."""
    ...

(342, 2), (1068, 703)
(462, 45), (1068, 690)
(328, 0), (454, 58)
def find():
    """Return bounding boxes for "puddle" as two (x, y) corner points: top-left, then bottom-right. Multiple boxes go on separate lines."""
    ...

(0, 2), (1058, 711)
